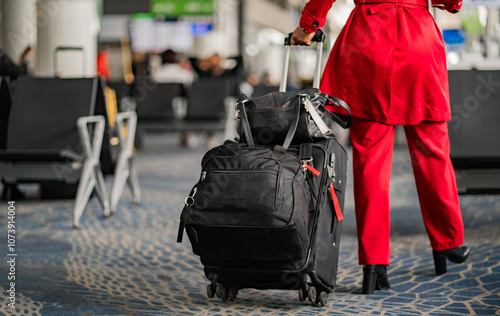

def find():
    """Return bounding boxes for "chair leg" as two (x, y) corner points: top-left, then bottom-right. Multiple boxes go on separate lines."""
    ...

(94, 166), (110, 217)
(1, 184), (12, 201)
(72, 162), (96, 228)
(127, 159), (141, 205)
(75, 115), (109, 227)
(92, 171), (105, 209)
(110, 153), (130, 214)
(134, 126), (146, 148)
(110, 111), (140, 212)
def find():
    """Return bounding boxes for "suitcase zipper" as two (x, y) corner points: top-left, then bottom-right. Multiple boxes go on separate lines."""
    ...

(306, 143), (330, 266)
(184, 187), (197, 206)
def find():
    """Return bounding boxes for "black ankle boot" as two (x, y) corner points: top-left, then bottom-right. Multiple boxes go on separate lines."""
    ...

(362, 265), (390, 295)
(433, 246), (470, 275)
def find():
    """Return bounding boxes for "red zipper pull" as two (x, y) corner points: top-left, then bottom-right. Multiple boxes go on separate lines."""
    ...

(303, 164), (320, 176)
(330, 183), (343, 221)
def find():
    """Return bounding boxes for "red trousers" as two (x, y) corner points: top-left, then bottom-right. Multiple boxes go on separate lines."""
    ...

(350, 117), (465, 265)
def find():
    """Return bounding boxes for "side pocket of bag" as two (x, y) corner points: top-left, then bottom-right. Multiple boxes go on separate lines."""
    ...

(291, 171), (312, 253)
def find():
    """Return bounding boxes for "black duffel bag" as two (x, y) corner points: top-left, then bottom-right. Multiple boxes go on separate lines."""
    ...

(236, 87), (351, 146)
(177, 143), (313, 270)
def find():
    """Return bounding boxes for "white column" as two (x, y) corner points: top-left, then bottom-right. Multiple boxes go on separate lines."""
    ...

(486, 8), (499, 59)
(214, 0), (239, 56)
(35, 0), (100, 77)
(0, 0), (37, 63)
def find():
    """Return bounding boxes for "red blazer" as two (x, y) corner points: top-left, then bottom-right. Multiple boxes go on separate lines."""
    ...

(300, 0), (462, 125)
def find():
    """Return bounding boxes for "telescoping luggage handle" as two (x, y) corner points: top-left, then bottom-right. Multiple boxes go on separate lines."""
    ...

(280, 29), (325, 92)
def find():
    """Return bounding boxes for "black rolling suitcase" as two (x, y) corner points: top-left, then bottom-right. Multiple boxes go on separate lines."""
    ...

(177, 31), (351, 306)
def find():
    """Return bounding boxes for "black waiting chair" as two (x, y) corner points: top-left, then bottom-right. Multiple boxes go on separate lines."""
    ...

(448, 69), (500, 193)
(106, 81), (137, 113)
(0, 76), (110, 227)
(0, 76), (13, 150)
(131, 79), (186, 145)
(185, 78), (234, 122)
(184, 78), (239, 141)
(252, 84), (279, 98)
(124, 77), (240, 146)
(107, 81), (133, 102)
(135, 81), (184, 120)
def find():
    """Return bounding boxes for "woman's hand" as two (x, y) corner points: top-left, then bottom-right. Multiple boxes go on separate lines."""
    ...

(290, 26), (316, 46)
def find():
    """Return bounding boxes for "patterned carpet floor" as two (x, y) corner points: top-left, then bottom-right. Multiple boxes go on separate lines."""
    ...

(0, 137), (499, 315)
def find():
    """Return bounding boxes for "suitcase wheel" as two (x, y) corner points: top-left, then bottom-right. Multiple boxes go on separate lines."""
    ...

(316, 291), (329, 306)
(214, 283), (239, 302)
(207, 283), (216, 298)
(307, 286), (317, 303)
(216, 283), (228, 300)
(228, 287), (238, 301)
(298, 286), (306, 301)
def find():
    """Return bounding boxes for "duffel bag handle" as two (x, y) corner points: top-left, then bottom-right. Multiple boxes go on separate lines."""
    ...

(326, 95), (352, 129)
(237, 97), (301, 150)
(280, 29), (325, 92)
(237, 99), (255, 148)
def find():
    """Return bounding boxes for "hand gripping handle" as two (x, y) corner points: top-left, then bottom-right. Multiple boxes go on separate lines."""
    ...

(280, 29), (325, 92)
(284, 29), (325, 46)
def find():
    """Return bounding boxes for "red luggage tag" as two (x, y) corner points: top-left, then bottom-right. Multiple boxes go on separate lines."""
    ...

(303, 164), (320, 176)
(330, 183), (343, 221)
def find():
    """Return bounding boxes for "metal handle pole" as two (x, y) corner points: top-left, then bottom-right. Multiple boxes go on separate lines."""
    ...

(280, 46), (291, 92)
(313, 41), (323, 89)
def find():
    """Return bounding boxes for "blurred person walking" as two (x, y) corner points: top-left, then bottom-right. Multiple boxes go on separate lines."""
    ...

(291, 0), (470, 294)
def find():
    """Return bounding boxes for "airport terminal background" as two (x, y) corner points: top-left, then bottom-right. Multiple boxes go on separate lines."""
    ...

(0, 0), (499, 315)
(2, 0), (500, 85)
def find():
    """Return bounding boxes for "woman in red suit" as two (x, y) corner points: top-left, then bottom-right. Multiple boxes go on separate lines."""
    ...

(291, 0), (469, 294)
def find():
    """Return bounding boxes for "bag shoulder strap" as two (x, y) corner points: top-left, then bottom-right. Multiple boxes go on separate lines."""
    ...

(299, 143), (313, 160)
(282, 98), (301, 149)
(325, 95), (352, 129)
(177, 206), (191, 243)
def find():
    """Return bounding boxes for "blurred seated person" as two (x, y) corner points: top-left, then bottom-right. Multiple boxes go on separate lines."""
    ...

(19, 46), (35, 75)
(190, 53), (243, 79)
(0, 48), (30, 80)
(151, 49), (194, 85)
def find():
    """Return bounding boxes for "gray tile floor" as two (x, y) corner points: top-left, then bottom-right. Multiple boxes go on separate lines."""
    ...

(0, 134), (499, 315)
